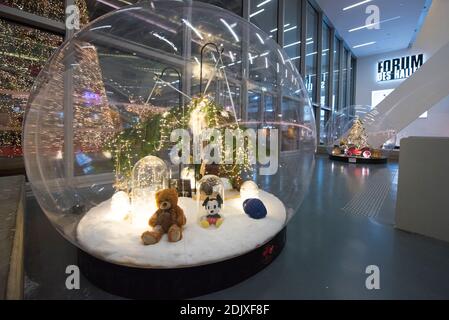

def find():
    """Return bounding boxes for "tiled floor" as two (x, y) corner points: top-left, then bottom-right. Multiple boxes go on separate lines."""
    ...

(24, 155), (449, 299)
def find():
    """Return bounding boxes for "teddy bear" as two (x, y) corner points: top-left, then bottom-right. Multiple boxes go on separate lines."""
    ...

(141, 188), (186, 245)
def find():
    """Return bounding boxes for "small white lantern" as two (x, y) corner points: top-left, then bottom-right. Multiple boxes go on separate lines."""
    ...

(110, 191), (131, 221)
(240, 180), (259, 200)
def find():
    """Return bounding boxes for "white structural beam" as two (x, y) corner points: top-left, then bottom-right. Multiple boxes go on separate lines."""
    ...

(363, 41), (449, 147)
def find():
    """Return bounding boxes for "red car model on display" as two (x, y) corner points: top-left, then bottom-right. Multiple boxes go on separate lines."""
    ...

(345, 146), (372, 159)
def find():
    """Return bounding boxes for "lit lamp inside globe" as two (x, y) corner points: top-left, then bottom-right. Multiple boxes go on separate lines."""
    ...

(22, 1), (317, 298)
(240, 180), (260, 200)
(110, 191), (131, 221)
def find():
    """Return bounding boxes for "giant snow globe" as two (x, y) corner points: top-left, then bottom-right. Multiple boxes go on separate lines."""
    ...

(23, 1), (316, 298)
(325, 105), (396, 164)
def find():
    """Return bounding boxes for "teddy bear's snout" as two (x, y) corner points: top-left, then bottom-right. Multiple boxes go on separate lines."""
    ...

(160, 201), (171, 209)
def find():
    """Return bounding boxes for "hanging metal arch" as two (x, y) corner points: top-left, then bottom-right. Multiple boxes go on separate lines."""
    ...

(199, 42), (224, 95)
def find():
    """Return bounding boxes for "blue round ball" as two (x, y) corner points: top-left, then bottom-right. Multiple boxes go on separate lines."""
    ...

(243, 198), (267, 220)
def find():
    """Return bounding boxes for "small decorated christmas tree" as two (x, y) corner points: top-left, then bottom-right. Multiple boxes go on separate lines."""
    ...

(345, 117), (369, 149)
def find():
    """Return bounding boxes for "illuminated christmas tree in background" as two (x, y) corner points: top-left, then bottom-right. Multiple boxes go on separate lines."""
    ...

(345, 117), (369, 149)
(71, 42), (119, 152)
(0, 0), (90, 157)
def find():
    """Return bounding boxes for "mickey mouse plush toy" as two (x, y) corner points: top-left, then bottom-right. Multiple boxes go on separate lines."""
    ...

(200, 194), (224, 228)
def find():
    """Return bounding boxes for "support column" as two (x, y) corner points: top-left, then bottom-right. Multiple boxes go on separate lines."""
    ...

(241, 0), (250, 122)
(315, 11), (323, 144)
(300, 0), (307, 78)
(328, 28), (335, 113)
(63, 0), (75, 184)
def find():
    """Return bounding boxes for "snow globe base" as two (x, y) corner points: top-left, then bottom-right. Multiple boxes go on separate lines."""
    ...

(329, 154), (388, 164)
(77, 227), (286, 299)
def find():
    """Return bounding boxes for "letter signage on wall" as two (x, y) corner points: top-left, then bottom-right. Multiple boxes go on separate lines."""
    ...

(377, 53), (424, 82)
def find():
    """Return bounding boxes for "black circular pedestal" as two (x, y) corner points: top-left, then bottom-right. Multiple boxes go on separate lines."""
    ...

(329, 155), (388, 164)
(78, 227), (286, 299)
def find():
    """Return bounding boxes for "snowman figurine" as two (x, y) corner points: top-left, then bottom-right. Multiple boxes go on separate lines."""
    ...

(200, 193), (224, 228)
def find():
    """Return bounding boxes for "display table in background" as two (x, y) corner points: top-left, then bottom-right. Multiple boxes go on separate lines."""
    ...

(396, 137), (449, 243)
(0, 175), (25, 299)
(329, 154), (388, 164)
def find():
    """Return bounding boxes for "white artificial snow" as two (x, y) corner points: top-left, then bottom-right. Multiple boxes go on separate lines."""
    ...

(77, 191), (286, 268)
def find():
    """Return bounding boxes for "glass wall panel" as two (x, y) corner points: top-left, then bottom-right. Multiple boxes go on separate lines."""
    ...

(342, 48), (349, 109)
(284, 0), (301, 67)
(198, 0), (243, 16)
(264, 94), (276, 123)
(320, 22), (330, 108)
(223, 83), (241, 120)
(250, 0), (278, 42)
(305, 4), (318, 103)
(332, 36), (340, 111)
(281, 97), (301, 151)
(248, 90), (262, 122)
(247, 90), (277, 125)
(350, 56), (356, 106)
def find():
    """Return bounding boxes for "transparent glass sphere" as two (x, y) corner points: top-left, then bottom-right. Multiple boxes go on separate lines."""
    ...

(325, 105), (396, 159)
(23, 1), (316, 268)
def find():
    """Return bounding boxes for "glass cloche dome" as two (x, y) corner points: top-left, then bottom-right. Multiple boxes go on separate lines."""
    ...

(325, 105), (396, 160)
(23, 1), (316, 269)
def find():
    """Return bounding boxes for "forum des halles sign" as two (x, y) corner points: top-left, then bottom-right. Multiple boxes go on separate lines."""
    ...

(377, 53), (425, 82)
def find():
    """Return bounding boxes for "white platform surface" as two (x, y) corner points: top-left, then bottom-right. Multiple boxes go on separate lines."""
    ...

(77, 191), (286, 267)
